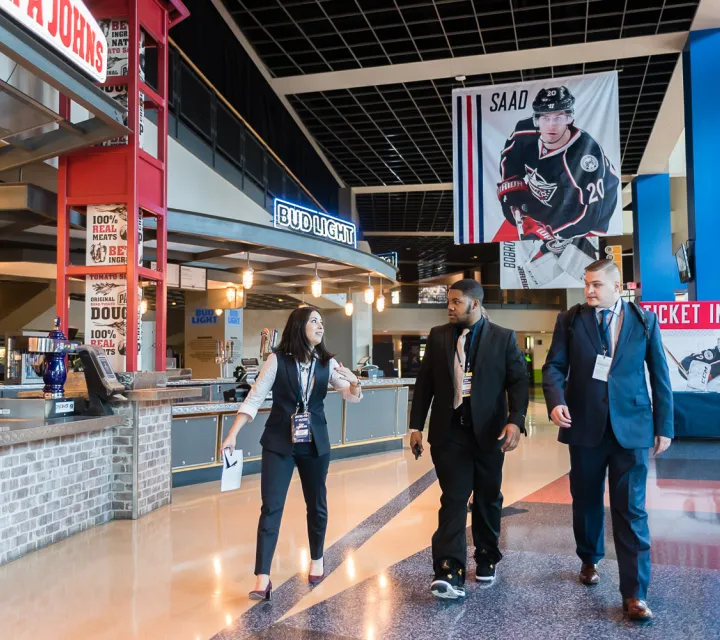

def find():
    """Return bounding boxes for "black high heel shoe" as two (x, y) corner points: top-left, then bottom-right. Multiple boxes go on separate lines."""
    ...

(249, 580), (272, 601)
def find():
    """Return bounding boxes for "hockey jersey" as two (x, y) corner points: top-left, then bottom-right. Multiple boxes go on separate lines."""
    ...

(497, 118), (619, 239)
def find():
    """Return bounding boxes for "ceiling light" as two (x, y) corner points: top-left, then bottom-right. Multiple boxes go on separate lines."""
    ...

(364, 274), (375, 305)
(225, 286), (236, 302)
(278, 298), (283, 302)
(376, 291), (385, 313)
(140, 298), (148, 315)
(242, 253), (254, 290)
(455, 75), (466, 82)
(345, 300), (354, 316)
(214, 309), (223, 316)
(311, 263), (322, 298)
(391, 290), (400, 305)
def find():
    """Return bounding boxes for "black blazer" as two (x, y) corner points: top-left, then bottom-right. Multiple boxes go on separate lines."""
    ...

(409, 321), (529, 449)
(542, 301), (673, 449)
(262, 353), (331, 456)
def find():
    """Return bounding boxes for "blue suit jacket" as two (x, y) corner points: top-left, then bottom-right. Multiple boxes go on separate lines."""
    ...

(542, 301), (674, 449)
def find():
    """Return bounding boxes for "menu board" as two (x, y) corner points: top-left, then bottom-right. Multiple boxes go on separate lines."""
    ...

(150, 261), (180, 288)
(181, 266), (207, 291)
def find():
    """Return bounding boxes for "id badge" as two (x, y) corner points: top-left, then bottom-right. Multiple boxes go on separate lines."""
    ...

(462, 372), (473, 397)
(592, 355), (613, 382)
(291, 412), (312, 443)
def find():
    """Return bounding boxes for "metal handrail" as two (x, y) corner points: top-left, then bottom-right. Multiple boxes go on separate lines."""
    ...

(168, 38), (327, 214)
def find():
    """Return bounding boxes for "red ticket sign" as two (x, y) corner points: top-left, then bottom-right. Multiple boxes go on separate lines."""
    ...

(640, 302), (720, 330)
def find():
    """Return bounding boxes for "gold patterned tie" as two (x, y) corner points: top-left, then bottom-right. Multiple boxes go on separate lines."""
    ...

(454, 328), (470, 409)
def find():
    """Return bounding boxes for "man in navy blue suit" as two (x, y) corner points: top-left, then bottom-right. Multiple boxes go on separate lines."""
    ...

(543, 258), (673, 622)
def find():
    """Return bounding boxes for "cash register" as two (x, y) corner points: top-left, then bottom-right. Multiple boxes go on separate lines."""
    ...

(0, 319), (125, 421)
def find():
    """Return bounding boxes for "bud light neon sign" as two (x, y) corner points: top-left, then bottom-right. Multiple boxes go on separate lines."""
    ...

(273, 199), (357, 249)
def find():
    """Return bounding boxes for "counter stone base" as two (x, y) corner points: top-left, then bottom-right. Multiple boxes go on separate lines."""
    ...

(1, 396), (183, 566)
(0, 429), (116, 565)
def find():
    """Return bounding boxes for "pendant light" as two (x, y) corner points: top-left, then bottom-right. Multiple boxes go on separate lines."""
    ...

(311, 263), (323, 298)
(364, 274), (375, 305)
(345, 289), (354, 317)
(242, 252), (254, 290)
(376, 286), (386, 313)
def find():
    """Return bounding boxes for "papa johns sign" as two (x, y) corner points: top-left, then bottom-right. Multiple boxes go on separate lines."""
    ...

(2, 0), (108, 82)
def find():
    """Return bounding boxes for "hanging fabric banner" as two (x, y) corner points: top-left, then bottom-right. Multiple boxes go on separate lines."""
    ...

(453, 71), (622, 246)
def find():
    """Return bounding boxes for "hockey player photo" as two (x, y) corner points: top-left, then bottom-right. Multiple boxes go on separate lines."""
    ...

(500, 236), (599, 290)
(665, 338), (720, 393)
(495, 86), (620, 243)
(453, 71), (622, 246)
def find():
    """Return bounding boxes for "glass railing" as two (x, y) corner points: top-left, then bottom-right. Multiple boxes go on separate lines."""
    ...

(145, 42), (325, 217)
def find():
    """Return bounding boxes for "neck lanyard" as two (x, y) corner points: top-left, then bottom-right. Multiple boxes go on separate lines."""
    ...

(296, 358), (316, 412)
(455, 321), (481, 372)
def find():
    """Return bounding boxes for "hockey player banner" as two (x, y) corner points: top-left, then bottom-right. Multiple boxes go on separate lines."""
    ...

(640, 301), (720, 393)
(500, 237), (599, 290)
(453, 71), (622, 247)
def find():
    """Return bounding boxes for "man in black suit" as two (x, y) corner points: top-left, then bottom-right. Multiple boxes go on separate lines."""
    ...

(543, 259), (673, 622)
(410, 279), (529, 600)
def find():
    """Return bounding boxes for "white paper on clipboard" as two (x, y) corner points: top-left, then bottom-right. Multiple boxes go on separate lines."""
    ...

(221, 448), (243, 492)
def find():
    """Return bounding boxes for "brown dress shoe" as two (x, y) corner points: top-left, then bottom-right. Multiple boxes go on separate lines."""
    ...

(579, 563), (600, 585)
(624, 598), (653, 622)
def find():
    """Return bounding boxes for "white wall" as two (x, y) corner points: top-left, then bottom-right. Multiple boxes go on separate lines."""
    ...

(372, 307), (560, 335)
(138, 119), (273, 226)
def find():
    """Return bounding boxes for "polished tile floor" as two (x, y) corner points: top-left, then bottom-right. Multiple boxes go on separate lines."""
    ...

(1, 392), (719, 639)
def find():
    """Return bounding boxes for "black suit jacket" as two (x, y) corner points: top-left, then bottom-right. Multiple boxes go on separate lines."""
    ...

(409, 321), (529, 449)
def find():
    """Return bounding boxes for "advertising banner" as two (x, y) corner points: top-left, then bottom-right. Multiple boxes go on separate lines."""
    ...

(84, 204), (142, 371)
(500, 237), (599, 289)
(640, 301), (720, 393)
(97, 19), (144, 147)
(453, 71), (621, 247)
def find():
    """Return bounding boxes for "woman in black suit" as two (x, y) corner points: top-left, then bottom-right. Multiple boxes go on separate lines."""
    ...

(222, 307), (362, 600)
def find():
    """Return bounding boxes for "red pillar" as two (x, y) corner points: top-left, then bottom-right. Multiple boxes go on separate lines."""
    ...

(55, 0), (188, 372)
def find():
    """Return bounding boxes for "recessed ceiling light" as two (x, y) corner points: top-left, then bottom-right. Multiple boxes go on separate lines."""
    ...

(473, 255), (478, 259)
(278, 298), (283, 302)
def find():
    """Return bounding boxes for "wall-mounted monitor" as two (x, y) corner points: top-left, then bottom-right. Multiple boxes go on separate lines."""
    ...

(675, 243), (692, 284)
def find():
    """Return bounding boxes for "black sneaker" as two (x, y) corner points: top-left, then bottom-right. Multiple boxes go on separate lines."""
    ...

(431, 560), (466, 600)
(475, 556), (497, 583)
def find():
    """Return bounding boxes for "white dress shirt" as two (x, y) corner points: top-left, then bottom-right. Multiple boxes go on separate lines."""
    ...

(595, 297), (623, 356)
(237, 353), (362, 421)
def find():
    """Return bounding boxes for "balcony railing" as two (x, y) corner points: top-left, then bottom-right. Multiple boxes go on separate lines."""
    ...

(145, 40), (325, 217)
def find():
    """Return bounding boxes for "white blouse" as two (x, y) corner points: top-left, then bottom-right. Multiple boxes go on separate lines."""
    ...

(237, 353), (362, 421)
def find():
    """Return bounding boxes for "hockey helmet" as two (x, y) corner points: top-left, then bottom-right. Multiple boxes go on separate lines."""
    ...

(532, 86), (575, 117)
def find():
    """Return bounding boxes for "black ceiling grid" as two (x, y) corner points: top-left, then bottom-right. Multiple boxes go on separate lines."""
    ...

(224, 1), (698, 77)
(221, 0), (699, 282)
(288, 52), (679, 186)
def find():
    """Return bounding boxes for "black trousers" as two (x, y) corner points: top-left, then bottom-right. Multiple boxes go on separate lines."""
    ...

(255, 443), (331, 575)
(569, 425), (651, 600)
(430, 420), (505, 576)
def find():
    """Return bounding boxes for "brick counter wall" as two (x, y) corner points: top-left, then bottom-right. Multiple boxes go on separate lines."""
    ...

(0, 399), (174, 565)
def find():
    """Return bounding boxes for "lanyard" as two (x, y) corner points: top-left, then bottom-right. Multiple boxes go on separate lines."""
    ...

(455, 321), (481, 373)
(295, 358), (316, 412)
